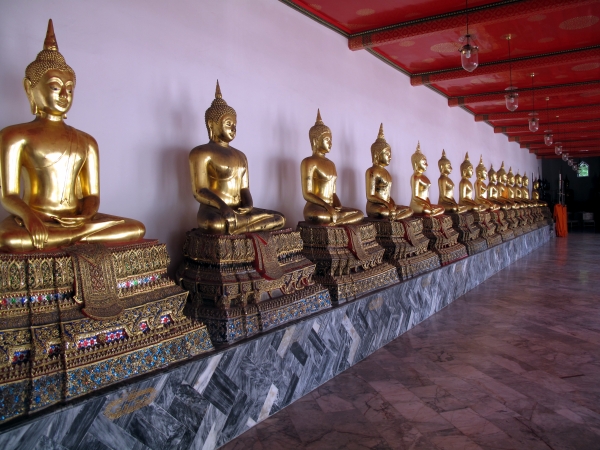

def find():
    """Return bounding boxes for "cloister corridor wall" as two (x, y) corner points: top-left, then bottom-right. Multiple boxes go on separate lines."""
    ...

(0, 0), (538, 266)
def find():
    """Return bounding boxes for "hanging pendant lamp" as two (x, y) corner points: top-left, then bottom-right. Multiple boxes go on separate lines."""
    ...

(554, 116), (562, 155)
(504, 35), (518, 111)
(544, 97), (553, 146)
(528, 73), (539, 132)
(459, 0), (479, 72)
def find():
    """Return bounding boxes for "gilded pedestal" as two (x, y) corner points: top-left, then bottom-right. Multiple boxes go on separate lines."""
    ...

(177, 228), (331, 345)
(364, 217), (440, 280)
(0, 240), (213, 424)
(490, 210), (515, 241)
(419, 215), (468, 265)
(471, 211), (502, 248)
(297, 221), (399, 304)
(447, 212), (488, 255)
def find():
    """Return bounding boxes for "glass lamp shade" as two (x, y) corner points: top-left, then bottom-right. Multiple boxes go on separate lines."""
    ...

(562, 153), (568, 161)
(555, 145), (562, 155)
(459, 43), (479, 72)
(573, 163), (578, 172)
(544, 132), (553, 146)
(505, 87), (519, 111)
(568, 159), (573, 166)
(528, 113), (539, 132)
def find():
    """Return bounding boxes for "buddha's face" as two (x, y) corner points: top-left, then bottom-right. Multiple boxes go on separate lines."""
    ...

(439, 161), (452, 175)
(378, 147), (391, 166)
(211, 113), (237, 143)
(418, 156), (428, 172)
(477, 168), (487, 180)
(462, 164), (473, 178)
(315, 132), (332, 154)
(516, 175), (522, 186)
(500, 173), (508, 184)
(523, 178), (529, 187)
(508, 174), (515, 186)
(490, 172), (497, 183)
(27, 69), (74, 117)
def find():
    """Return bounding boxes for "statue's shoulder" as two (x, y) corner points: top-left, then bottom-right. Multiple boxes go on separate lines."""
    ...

(0, 121), (36, 144)
(70, 126), (98, 149)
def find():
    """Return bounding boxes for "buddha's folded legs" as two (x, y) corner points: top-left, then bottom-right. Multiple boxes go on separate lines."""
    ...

(366, 202), (390, 219)
(196, 205), (284, 235)
(304, 203), (363, 226)
(0, 213), (145, 252)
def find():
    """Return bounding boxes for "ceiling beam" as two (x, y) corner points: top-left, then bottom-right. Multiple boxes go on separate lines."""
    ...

(523, 140), (600, 149)
(448, 81), (600, 107)
(537, 152), (600, 158)
(509, 131), (600, 142)
(475, 104), (600, 122)
(348, 0), (595, 51)
(495, 118), (600, 133)
(411, 47), (600, 86)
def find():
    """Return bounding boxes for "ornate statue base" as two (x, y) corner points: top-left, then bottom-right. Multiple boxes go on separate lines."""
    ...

(471, 211), (502, 248)
(504, 209), (523, 237)
(447, 212), (488, 255)
(540, 206), (554, 226)
(0, 240), (213, 424)
(418, 214), (468, 266)
(514, 209), (532, 234)
(490, 210), (515, 241)
(297, 221), (399, 304)
(364, 217), (440, 280)
(177, 228), (331, 345)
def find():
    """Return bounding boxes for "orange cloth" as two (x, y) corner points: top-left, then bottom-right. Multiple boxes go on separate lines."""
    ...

(553, 204), (568, 237)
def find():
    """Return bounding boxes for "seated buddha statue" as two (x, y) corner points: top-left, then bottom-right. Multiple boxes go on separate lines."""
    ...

(487, 165), (513, 209)
(516, 172), (534, 206)
(474, 156), (499, 211)
(458, 153), (486, 212)
(437, 150), (467, 214)
(521, 174), (533, 203)
(531, 179), (548, 207)
(506, 167), (524, 207)
(409, 143), (444, 216)
(189, 81), (285, 234)
(301, 110), (363, 225)
(497, 163), (520, 208)
(0, 20), (145, 252)
(365, 124), (412, 221)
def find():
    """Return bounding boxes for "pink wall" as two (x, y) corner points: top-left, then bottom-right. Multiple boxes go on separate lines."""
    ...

(0, 0), (539, 263)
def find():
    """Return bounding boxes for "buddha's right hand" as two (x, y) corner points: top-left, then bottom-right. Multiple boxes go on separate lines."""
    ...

(23, 213), (49, 249)
(329, 206), (339, 224)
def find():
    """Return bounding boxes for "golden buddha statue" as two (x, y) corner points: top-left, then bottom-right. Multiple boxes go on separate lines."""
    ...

(458, 152), (486, 212)
(365, 124), (412, 220)
(522, 174), (533, 203)
(437, 150), (467, 214)
(532, 178), (548, 207)
(506, 167), (524, 207)
(516, 172), (535, 206)
(497, 162), (520, 208)
(301, 110), (363, 225)
(487, 165), (512, 209)
(474, 156), (499, 211)
(409, 143), (444, 216)
(189, 81), (285, 234)
(0, 20), (145, 252)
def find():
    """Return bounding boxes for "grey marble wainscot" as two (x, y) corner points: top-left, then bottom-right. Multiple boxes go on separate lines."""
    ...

(0, 225), (553, 450)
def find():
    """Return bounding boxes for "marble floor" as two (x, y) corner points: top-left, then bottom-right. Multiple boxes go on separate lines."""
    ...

(222, 232), (600, 450)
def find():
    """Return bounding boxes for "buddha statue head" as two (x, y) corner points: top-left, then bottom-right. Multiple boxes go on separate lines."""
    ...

(205, 80), (237, 144)
(24, 19), (76, 119)
(497, 162), (508, 184)
(476, 156), (487, 180)
(507, 167), (516, 186)
(523, 174), (530, 187)
(488, 165), (497, 184)
(460, 152), (473, 178)
(371, 123), (391, 166)
(516, 172), (523, 187)
(438, 150), (452, 175)
(309, 109), (332, 154)
(411, 142), (428, 173)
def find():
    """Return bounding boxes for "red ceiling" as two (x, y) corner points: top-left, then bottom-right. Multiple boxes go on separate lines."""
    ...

(285, 0), (600, 159)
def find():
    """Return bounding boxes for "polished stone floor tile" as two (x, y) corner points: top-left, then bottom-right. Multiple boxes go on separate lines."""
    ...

(223, 232), (600, 449)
